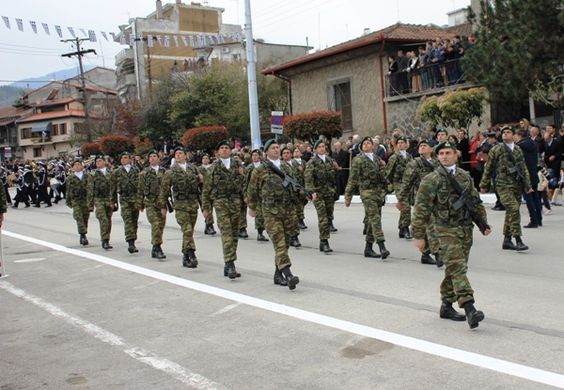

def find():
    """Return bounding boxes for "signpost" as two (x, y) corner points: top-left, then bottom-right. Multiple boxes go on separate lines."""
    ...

(270, 111), (284, 136)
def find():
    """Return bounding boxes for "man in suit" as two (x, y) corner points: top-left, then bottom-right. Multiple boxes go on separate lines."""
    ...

(516, 129), (542, 228)
(543, 125), (562, 178)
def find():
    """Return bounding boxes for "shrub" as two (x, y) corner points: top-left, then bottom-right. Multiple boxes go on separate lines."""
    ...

(283, 111), (343, 143)
(181, 125), (229, 152)
(99, 135), (132, 159)
(80, 142), (101, 157)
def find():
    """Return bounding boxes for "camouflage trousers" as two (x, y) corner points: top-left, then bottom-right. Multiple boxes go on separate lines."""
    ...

(425, 218), (439, 253)
(94, 200), (113, 240)
(204, 201), (214, 225)
(120, 198), (139, 241)
(214, 197), (241, 263)
(296, 201), (305, 221)
(174, 200), (199, 254)
(253, 204), (265, 231)
(361, 192), (385, 243)
(498, 185), (522, 236)
(289, 203), (300, 237)
(239, 198), (247, 230)
(394, 182), (411, 228)
(264, 208), (293, 270)
(72, 202), (90, 235)
(437, 225), (475, 308)
(313, 194), (335, 240)
(146, 204), (166, 246)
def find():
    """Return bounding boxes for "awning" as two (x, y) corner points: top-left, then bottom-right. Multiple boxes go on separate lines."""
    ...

(31, 123), (51, 133)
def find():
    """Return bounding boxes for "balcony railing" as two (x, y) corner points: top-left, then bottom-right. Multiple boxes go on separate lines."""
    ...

(385, 58), (466, 98)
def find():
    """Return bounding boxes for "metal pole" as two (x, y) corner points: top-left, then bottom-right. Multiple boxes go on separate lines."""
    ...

(244, 0), (261, 149)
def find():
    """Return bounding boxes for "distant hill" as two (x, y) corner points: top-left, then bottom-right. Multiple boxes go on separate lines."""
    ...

(0, 85), (27, 106)
(6, 65), (95, 90)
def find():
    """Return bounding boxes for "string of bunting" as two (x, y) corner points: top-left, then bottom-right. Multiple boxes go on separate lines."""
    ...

(0, 15), (243, 48)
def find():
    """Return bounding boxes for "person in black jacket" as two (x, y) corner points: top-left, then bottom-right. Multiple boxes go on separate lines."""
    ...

(516, 129), (542, 227)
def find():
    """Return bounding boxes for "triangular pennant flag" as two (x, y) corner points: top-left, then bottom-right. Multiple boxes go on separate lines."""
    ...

(42, 23), (50, 35)
(119, 33), (126, 45)
(173, 35), (179, 47)
(164, 35), (170, 48)
(101, 31), (108, 41)
(16, 18), (24, 31)
(109, 32), (116, 41)
(218, 34), (225, 44)
(88, 30), (97, 42)
(198, 35), (206, 47)
(189, 35), (195, 47)
(147, 34), (154, 48)
(181, 36), (188, 47)
(156, 35), (163, 46)
(55, 25), (62, 38)
(79, 28), (87, 37)
(68, 27), (76, 38)
(2, 16), (10, 29)
(29, 21), (38, 34)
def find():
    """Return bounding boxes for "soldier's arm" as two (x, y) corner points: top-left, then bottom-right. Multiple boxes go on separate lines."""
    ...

(136, 171), (145, 210)
(66, 176), (73, 208)
(479, 146), (497, 190)
(201, 165), (213, 212)
(304, 160), (316, 193)
(86, 173), (94, 209)
(247, 169), (261, 211)
(397, 159), (416, 203)
(344, 158), (359, 203)
(157, 171), (171, 210)
(412, 175), (437, 240)
(386, 154), (397, 181)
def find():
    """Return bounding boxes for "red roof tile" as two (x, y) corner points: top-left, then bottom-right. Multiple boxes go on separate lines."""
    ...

(35, 98), (79, 107)
(17, 110), (88, 123)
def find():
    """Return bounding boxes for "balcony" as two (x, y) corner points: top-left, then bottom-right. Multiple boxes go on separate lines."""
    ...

(115, 48), (134, 66)
(117, 73), (137, 91)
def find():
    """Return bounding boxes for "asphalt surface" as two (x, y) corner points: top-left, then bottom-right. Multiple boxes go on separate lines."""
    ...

(1, 195), (563, 389)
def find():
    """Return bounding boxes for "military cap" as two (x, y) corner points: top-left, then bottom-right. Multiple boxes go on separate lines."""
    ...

(263, 138), (278, 151)
(500, 125), (515, 134)
(434, 141), (457, 153)
(251, 149), (260, 155)
(120, 151), (132, 158)
(418, 139), (432, 147)
(435, 128), (448, 136)
(72, 157), (83, 165)
(361, 136), (373, 146)
(485, 131), (497, 137)
(215, 140), (230, 150)
(146, 149), (158, 157)
(396, 136), (408, 143)
(94, 155), (106, 161)
(313, 139), (325, 150)
(173, 146), (186, 154)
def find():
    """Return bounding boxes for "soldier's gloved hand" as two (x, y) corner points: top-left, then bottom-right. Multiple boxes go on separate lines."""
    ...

(248, 209), (256, 218)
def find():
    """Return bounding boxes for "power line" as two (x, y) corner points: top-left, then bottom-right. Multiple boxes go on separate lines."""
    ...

(0, 41), (62, 51)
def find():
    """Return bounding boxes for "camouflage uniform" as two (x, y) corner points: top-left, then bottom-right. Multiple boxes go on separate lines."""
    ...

(387, 151), (413, 229)
(412, 166), (488, 308)
(283, 160), (301, 239)
(112, 165), (140, 242)
(480, 143), (531, 238)
(198, 165), (214, 226)
(202, 157), (245, 265)
(136, 166), (166, 246)
(159, 164), (201, 256)
(88, 169), (115, 241)
(293, 158), (307, 224)
(66, 172), (90, 236)
(244, 162), (265, 232)
(305, 154), (337, 240)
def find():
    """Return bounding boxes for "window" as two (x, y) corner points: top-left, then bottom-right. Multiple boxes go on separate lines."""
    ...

(33, 147), (42, 158)
(52, 124), (59, 136)
(21, 127), (32, 139)
(59, 123), (67, 135)
(330, 81), (353, 130)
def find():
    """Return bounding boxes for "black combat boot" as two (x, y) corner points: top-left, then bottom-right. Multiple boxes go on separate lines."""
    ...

(273, 268), (288, 286)
(257, 229), (269, 242)
(502, 235), (517, 250)
(298, 220), (307, 230)
(290, 236), (301, 248)
(364, 242), (380, 258)
(319, 239), (333, 253)
(102, 240), (112, 250)
(421, 250), (436, 265)
(127, 239), (138, 254)
(514, 236), (529, 251)
(183, 250), (198, 268)
(155, 245), (166, 260)
(79, 234), (88, 246)
(463, 302), (485, 329)
(281, 266), (299, 290)
(398, 227), (405, 238)
(434, 253), (443, 268)
(439, 303), (466, 321)
(329, 223), (338, 233)
(377, 241), (390, 259)
(225, 261), (241, 279)
(151, 246), (158, 258)
(362, 224), (367, 235)
(404, 227), (413, 240)
(239, 228), (248, 239)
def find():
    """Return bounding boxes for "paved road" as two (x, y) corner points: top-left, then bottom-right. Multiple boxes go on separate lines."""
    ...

(1, 199), (563, 389)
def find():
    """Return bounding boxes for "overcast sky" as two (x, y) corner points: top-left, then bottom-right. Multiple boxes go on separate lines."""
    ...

(0, 0), (470, 85)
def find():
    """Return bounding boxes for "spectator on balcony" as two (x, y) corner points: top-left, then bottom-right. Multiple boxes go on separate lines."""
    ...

(429, 40), (445, 88)
(452, 35), (465, 83)
(418, 45), (430, 90)
(407, 50), (422, 93)
(397, 50), (410, 94)
(388, 55), (399, 96)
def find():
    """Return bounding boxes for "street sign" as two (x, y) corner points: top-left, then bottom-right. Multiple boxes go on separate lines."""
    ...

(4, 147), (12, 159)
(270, 111), (284, 135)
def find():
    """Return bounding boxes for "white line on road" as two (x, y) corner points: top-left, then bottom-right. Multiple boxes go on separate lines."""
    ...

(3, 230), (564, 389)
(13, 257), (47, 263)
(211, 302), (242, 317)
(0, 281), (228, 390)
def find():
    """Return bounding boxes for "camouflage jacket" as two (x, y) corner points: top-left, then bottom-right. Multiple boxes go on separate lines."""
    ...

(159, 164), (201, 211)
(112, 165), (140, 201)
(66, 172), (88, 208)
(479, 143), (531, 191)
(248, 160), (296, 214)
(397, 157), (437, 205)
(412, 167), (487, 238)
(87, 169), (115, 207)
(136, 166), (165, 209)
(305, 154), (336, 196)
(244, 162), (262, 194)
(386, 151), (413, 184)
(344, 153), (387, 204)
(202, 157), (244, 212)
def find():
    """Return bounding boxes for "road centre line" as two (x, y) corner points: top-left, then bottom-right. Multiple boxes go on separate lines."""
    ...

(3, 230), (564, 389)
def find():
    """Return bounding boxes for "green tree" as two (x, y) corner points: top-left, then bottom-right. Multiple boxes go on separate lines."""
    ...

(284, 111), (343, 144)
(137, 78), (179, 145)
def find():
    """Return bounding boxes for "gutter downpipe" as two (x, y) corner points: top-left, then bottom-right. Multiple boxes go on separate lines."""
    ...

(377, 35), (388, 134)
(271, 71), (293, 115)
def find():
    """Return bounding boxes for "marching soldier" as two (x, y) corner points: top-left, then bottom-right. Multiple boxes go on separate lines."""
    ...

(244, 149), (269, 242)
(344, 136), (390, 259)
(198, 154), (217, 235)
(480, 125), (532, 251)
(137, 150), (166, 260)
(202, 140), (245, 279)
(34, 162), (52, 208)
(305, 140), (338, 253)
(88, 156), (117, 250)
(281, 146), (302, 247)
(386, 136), (413, 239)
(293, 147), (307, 230)
(412, 141), (491, 329)
(66, 158), (90, 246)
(159, 147), (201, 268)
(397, 140), (442, 266)
(248, 139), (306, 290)
(12, 168), (30, 208)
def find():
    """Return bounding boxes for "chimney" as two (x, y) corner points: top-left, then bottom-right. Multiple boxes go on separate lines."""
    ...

(156, 0), (163, 18)
(363, 28), (371, 36)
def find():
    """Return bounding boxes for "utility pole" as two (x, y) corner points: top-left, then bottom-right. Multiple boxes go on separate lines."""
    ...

(244, 0), (261, 149)
(61, 38), (96, 142)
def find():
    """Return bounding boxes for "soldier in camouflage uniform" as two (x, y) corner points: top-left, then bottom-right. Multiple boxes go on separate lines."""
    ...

(305, 140), (338, 253)
(87, 156), (117, 250)
(159, 147), (202, 268)
(136, 150), (166, 260)
(413, 141), (491, 329)
(198, 154), (217, 235)
(202, 140), (246, 279)
(65, 158), (90, 246)
(386, 136), (413, 239)
(344, 136), (390, 259)
(112, 152), (140, 253)
(293, 147), (308, 230)
(480, 125), (532, 251)
(281, 146), (302, 248)
(248, 139), (305, 290)
(244, 149), (269, 242)
(397, 140), (441, 266)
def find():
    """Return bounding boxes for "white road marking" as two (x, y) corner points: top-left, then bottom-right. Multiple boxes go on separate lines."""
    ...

(211, 302), (242, 317)
(14, 258), (47, 263)
(3, 230), (564, 389)
(0, 281), (228, 390)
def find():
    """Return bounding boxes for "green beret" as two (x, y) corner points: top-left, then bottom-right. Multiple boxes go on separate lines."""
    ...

(120, 151), (132, 158)
(435, 141), (457, 153)
(264, 138), (277, 151)
(215, 140), (230, 150)
(418, 139), (432, 147)
(146, 149), (158, 157)
(361, 136), (373, 146)
(251, 149), (261, 155)
(95, 155), (106, 161)
(435, 128), (448, 135)
(396, 136), (408, 143)
(500, 125), (515, 134)
(173, 146), (185, 154)
(313, 139), (325, 149)
(72, 157), (83, 165)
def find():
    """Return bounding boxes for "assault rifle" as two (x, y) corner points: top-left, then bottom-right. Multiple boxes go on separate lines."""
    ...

(269, 162), (313, 200)
(442, 165), (490, 234)
(504, 144), (527, 192)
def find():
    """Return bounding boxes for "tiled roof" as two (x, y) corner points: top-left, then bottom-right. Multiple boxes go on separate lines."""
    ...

(17, 110), (87, 123)
(262, 23), (456, 75)
(35, 98), (79, 107)
(0, 106), (17, 119)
